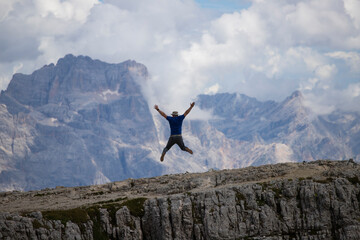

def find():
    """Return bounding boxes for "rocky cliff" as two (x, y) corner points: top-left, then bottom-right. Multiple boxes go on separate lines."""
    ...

(1, 160), (359, 239)
(0, 54), (164, 191)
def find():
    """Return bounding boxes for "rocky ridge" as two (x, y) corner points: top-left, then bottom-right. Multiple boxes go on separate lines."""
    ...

(1, 160), (359, 239)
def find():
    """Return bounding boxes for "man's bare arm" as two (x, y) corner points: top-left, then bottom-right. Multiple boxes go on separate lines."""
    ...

(184, 102), (195, 117)
(154, 105), (167, 118)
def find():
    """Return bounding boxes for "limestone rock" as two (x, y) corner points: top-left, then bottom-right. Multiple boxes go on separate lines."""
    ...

(1, 160), (359, 239)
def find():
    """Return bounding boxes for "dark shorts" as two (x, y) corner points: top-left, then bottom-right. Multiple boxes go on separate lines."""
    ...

(163, 135), (187, 153)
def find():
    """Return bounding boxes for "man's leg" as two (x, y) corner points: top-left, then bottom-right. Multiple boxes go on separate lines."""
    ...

(176, 136), (193, 155)
(161, 137), (176, 162)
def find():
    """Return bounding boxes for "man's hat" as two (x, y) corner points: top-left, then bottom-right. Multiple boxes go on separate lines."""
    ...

(171, 111), (178, 116)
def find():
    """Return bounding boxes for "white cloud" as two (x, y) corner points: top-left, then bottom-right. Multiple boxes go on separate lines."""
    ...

(315, 64), (337, 80)
(326, 51), (360, 72)
(34, 0), (98, 22)
(0, 0), (359, 115)
(205, 83), (220, 94)
(303, 82), (360, 114)
(344, 0), (360, 29)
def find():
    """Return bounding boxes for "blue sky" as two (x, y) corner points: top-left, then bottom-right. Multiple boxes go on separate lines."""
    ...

(195, 0), (251, 13)
(0, 0), (359, 114)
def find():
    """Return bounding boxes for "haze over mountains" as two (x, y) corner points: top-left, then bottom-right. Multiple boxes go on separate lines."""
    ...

(0, 55), (359, 192)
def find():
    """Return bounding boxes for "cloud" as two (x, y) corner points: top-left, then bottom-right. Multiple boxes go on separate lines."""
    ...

(326, 51), (360, 72)
(344, 0), (360, 29)
(204, 83), (220, 94)
(0, 0), (359, 115)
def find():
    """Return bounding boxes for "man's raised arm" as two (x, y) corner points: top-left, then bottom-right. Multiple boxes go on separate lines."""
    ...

(184, 102), (195, 117)
(154, 105), (167, 118)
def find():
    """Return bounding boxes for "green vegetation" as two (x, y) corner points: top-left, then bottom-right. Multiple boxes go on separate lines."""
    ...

(42, 208), (88, 225)
(32, 219), (42, 229)
(236, 192), (246, 203)
(271, 187), (282, 199)
(96, 197), (127, 205)
(120, 197), (147, 218)
(86, 207), (109, 240)
(32, 219), (49, 230)
(86, 191), (106, 196)
(167, 198), (172, 212)
(347, 176), (360, 185)
(256, 196), (266, 207)
(38, 197), (148, 239)
(34, 192), (53, 197)
(314, 178), (333, 184)
(258, 182), (270, 190)
(192, 200), (203, 224)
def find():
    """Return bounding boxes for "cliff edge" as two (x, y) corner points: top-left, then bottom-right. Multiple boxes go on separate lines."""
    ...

(1, 159), (360, 239)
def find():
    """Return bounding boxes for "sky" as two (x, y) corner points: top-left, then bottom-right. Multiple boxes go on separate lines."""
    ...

(0, 0), (359, 114)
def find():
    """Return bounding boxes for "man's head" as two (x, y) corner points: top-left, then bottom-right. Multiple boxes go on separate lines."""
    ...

(171, 111), (179, 117)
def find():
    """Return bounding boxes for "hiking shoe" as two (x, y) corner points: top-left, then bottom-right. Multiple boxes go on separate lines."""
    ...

(187, 148), (193, 154)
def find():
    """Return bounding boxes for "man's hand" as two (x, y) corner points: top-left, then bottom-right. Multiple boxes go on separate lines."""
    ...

(184, 102), (195, 117)
(154, 104), (167, 118)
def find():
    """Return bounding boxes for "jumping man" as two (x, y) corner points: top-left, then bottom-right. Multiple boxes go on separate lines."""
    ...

(154, 102), (195, 162)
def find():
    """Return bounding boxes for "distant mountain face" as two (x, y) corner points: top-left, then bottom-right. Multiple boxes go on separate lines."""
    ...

(196, 90), (360, 165)
(0, 55), (359, 191)
(0, 54), (163, 191)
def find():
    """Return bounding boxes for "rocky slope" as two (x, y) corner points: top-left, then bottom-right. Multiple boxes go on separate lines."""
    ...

(0, 160), (359, 239)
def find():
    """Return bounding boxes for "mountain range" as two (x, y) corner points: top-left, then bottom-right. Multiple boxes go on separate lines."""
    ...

(0, 54), (359, 191)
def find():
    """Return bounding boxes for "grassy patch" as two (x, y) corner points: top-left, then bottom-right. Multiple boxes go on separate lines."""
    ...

(258, 182), (270, 190)
(314, 178), (333, 184)
(86, 207), (109, 240)
(236, 191), (249, 209)
(96, 197), (127, 205)
(236, 192), (246, 203)
(92, 197), (147, 226)
(192, 200), (203, 224)
(34, 192), (53, 197)
(271, 187), (282, 199)
(347, 176), (360, 185)
(86, 191), (106, 196)
(42, 208), (88, 226)
(256, 196), (266, 207)
(32, 219), (43, 229)
(32, 219), (51, 230)
(120, 197), (147, 218)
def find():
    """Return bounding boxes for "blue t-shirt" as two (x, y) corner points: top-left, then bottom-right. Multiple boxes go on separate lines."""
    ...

(166, 115), (185, 135)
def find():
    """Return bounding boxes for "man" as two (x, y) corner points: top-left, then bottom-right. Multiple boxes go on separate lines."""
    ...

(154, 102), (195, 162)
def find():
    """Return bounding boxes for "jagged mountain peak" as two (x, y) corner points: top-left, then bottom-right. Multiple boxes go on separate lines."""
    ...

(270, 90), (309, 120)
(197, 92), (276, 119)
(280, 90), (305, 108)
(290, 90), (303, 99)
(2, 54), (149, 110)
